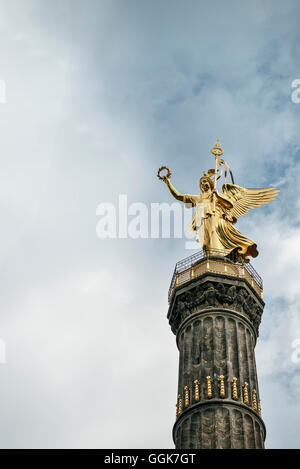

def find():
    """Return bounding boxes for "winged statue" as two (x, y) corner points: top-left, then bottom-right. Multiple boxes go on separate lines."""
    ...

(157, 141), (279, 261)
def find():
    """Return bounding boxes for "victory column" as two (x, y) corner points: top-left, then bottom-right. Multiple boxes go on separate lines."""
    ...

(157, 141), (279, 449)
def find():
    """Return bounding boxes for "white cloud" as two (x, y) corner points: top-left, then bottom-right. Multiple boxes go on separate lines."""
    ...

(0, 0), (300, 449)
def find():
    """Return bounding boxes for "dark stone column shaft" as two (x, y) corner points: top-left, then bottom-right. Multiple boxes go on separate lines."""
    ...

(168, 273), (265, 449)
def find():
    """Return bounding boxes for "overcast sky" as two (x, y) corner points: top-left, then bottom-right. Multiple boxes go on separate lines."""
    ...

(0, 0), (300, 449)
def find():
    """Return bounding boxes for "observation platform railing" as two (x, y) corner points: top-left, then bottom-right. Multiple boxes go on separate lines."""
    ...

(168, 249), (263, 303)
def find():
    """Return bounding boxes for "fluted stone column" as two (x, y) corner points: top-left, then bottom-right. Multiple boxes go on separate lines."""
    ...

(168, 270), (266, 449)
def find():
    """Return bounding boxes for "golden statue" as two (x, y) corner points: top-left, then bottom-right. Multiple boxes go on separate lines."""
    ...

(157, 140), (279, 261)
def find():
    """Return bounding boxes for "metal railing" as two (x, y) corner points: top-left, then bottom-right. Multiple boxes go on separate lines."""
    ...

(168, 249), (263, 301)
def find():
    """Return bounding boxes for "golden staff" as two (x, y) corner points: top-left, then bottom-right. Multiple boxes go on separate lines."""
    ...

(210, 140), (224, 212)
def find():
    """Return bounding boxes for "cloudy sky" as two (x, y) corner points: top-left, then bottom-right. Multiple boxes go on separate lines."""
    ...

(0, 0), (300, 449)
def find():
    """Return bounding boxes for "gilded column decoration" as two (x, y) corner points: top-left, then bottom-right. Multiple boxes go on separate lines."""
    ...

(206, 376), (212, 399)
(243, 382), (249, 405)
(232, 377), (238, 401)
(219, 375), (225, 398)
(252, 390), (258, 412)
(258, 399), (262, 417)
(178, 394), (182, 417)
(184, 386), (190, 408)
(194, 379), (200, 402)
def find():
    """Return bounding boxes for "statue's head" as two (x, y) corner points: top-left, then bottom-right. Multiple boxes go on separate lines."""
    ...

(199, 176), (214, 193)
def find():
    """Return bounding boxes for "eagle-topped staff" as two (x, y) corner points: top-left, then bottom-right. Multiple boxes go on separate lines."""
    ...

(157, 140), (279, 262)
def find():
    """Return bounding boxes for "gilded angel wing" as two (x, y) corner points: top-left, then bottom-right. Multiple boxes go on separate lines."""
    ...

(221, 183), (280, 220)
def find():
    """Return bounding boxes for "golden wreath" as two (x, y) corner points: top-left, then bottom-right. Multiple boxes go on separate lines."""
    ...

(157, 166), (172, 180)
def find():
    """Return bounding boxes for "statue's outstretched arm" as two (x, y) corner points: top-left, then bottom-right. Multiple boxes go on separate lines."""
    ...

(164, 178), (185, 202)
(157, 167), (196, 205)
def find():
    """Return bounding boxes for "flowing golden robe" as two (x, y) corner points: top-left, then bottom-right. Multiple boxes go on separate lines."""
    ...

(183, 191), (258, 258)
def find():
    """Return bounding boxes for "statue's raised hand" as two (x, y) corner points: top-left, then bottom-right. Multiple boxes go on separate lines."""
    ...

(157, 166), (171, 182)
